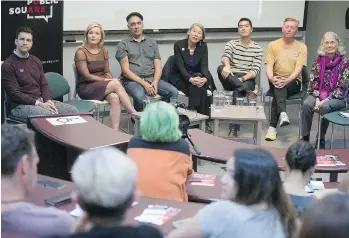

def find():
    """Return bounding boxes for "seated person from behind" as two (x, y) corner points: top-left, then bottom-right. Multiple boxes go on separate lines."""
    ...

(283, 140), (317, 216)
(217, 18), (263, 136)
(2, 27), (78, 119)
(59, 147), (163, 238)
(298, 193), (349, 238)
(127, 101), (193, 202)
(168, 149), (297, 238)
(115, 12), (178, 111)
(75, 22), (136, 130)
(1, 125), (74, 237)
(168, 23), (216, 116)
(301, 32), (348, 149)
(264, 17), (307, 141)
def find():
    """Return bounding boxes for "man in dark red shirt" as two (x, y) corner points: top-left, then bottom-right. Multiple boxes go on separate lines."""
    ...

(1, 27), (78, 119)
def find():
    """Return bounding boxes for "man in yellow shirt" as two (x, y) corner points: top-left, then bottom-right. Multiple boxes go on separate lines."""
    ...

(264, 17), (307, 141)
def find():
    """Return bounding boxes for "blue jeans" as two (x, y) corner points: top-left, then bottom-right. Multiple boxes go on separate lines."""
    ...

(124, 80), (178, 111)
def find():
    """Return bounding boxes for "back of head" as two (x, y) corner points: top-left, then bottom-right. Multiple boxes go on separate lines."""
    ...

(285, 140), (316, 173)
(71, 147), (137, 220)
(233, 149), (296, 237)
(299, 193), (349, 238)
(1, 125), (35, 178)
(140, 101), (182, 143)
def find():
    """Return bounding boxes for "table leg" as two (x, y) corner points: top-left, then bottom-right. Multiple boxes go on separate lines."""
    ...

(200, 120), (205, 131)
(256, 121), (262, 145)
(213, 119), (219, 135)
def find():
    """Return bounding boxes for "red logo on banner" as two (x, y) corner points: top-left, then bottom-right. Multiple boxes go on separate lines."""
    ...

(8, 0), (59, 23)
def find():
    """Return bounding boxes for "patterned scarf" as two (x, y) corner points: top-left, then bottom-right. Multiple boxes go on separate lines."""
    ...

(318, 53), (341, 100)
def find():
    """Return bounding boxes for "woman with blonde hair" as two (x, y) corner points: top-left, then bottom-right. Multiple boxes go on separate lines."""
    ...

(168, 23), (216, 116)
(301, 32), (349, 148)
(74, 22), (136, 130)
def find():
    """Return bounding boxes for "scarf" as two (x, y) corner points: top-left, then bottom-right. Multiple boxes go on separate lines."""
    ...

(318, 53), (341, 100)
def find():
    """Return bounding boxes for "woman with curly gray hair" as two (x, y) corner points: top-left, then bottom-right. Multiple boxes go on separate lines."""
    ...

(301, 32), (349, 149)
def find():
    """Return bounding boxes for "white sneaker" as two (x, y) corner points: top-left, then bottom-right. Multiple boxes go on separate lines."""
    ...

(265, 126), (277, 141)
(279, 112), (290, 127)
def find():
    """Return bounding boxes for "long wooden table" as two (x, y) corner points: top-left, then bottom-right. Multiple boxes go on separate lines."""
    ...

(28, 113), (132, 180)
(31, 175), (205, 235)
(188, 129), (349, 182)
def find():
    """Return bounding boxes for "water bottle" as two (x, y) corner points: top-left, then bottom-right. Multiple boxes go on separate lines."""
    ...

(212, 91), (224, 112)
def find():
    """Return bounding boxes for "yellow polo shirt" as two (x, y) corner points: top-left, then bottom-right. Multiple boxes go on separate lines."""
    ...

(265, 38), (307, 80)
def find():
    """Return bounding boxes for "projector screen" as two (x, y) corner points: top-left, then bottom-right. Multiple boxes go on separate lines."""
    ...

(64, 0), (306, 31)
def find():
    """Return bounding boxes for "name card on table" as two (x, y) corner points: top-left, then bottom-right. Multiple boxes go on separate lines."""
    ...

(46, 116), (87, 126)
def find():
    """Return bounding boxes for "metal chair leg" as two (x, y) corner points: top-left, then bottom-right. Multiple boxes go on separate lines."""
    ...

(330, 124), (334, 149)
(344, 126), (347, 148)
(298, 103), (302, 137)
(317, 114), (322, 149)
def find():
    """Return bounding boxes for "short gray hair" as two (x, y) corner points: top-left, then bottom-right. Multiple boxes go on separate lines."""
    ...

(71, 147), (137, 208)
(316, 32), (346, 56)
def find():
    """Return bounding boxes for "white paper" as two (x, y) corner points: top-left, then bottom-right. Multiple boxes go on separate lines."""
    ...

(69, 202), (138, 217)
(340, 112), (349, 118)
(46, 116), (87, 126)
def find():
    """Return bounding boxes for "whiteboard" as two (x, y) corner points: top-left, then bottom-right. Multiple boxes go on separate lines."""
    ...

(64, 0), (306, 31)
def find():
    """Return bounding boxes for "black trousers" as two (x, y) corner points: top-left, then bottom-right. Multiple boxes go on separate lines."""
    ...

(217, 65), (255, 103)
(269, 80), (301, 128)
(169, 72), (210, 116)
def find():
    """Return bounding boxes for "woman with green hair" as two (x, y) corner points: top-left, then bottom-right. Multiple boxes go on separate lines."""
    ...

(127, 101), (193, 202)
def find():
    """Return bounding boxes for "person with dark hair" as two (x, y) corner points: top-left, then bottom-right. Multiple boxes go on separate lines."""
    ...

(168, 149), (297, 238)
(1, 125), (74, 237)
(61, 147), (163, 238)
(168, 23), (216, 116)
(1, 27), (78, 120)
(217, 18), (263, 136)
(283, 141), (317, 216)
(115, 12), (178, 111)
(298, 193), (349, 238)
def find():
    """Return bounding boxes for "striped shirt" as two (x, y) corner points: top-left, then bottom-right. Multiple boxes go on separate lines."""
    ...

(222, 39), (263, 76)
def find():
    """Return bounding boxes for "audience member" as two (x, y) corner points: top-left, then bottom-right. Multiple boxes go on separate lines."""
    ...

(74, 22), (136, 130)
(264, 17), (307, 141)
(62, 147), (163, 238)
(301, 32), (348, 149)
(283, 141), (317, 216)
(1, 125), (74, 237)
(127, 101), (193, 202)
(2, 27), (78, 119)
(168, 149), (297, 238)
(168, 23), (216, 116)
(115, 12), (178, 111)
(298, 193), (349, 238)
(217, 18), (263, 136)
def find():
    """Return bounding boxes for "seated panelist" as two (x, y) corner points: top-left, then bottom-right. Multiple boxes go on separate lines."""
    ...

(74, 22), (136, 130)
(127, 101), (193, 202)
(2, 27), (78, 118)
(115, 12), (178, 112)
(168, 23), (216, 116)
(301, 32), (348, 149)
(264, 17), (308, 141)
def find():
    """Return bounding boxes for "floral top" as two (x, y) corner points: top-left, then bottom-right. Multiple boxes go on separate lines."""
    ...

(308, 56), (349, 101)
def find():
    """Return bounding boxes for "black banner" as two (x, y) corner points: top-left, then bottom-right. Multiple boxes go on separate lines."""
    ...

(1, 0), (63, 73)
(1, 0), (63, 123)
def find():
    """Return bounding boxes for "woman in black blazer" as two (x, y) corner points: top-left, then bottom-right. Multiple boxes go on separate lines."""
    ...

(168, 23), (216, 116)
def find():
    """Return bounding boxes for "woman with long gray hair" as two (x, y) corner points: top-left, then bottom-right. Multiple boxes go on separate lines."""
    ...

(300, 32), (349, 149)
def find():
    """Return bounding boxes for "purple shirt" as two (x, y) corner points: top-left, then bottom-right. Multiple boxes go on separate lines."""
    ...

(1, 53), (51, 106)
(2, 202), (74, 237)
